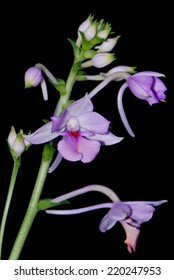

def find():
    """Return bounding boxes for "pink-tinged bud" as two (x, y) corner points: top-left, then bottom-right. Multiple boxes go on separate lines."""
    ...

(84, 22), (97, 41)
(96, 36), (120, 53)
(24, 66), (42, 88)
(91, 53), (115, 68)
(8, 127), (30, 158)
(7, 126), (17, 147)
(12, 134), (25, 157)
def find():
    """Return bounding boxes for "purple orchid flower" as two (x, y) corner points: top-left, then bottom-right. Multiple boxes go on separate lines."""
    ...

(45, 184), (167, 253)
(99, 199), (167, 253)
(25, 95), (123, 169)
(117, 71), (167, 137)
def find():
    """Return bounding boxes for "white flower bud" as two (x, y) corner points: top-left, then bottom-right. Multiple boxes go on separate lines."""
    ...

(91, 53), (115, 68)
(84, 22), (97, 41)
(7, 126), (17, 147)
(96, 36), (120, 53)
(12, 134), (25, 157)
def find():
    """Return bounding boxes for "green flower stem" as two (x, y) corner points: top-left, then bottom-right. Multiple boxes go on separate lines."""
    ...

(8, 144), (55, 260)
(0, 157), (21, 259)
(56, 63), (80, 115)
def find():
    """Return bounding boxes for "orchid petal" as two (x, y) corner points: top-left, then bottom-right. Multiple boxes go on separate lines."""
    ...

(78, 112), (110, 134)
(133, 71), (165, 78)
(99, 214), (117, 232)
(131, 75), (153, 92)
(86, 132), (124, 145)
(108, 202), (132, 220)
(51, 109), (70, 132)
(121, 219), (140, 253)
(127, 78), (150, 99)
(154, 77), (167, 92)
(78, 137), (101, 163)
(126, 200), (167, 224)
(24, 122), (60, 144)
(67, 95), (93, 116)
(58, 136), (82, 161)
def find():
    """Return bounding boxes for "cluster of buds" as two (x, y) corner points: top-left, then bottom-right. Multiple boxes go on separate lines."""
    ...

(7, 126), (30, 159)
(75, 14), (119, 68)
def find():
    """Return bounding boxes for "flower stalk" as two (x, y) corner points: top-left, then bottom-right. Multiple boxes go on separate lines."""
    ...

(8, 144), (55, 260)
(0, 157), (21, 259)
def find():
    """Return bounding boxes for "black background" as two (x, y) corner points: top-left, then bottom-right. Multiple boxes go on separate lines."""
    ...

(0, 1), (173, 260)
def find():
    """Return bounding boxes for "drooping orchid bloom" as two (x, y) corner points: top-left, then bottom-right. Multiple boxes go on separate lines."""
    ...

(45, 184), (167, 253)
(88, 70), (167, 137)
(99, 200), (167, 253)
(24, 95), (123, 171)
(117, 71), (167, 137)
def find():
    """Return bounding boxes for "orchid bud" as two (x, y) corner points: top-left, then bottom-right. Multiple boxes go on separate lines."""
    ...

(12, 134), (25, 157)
(24, 66), (42, 88)
(78, 15), (93, 33)
(84, 21), (97, 41)
(82, 53), (115, 68)
(8, 127), (30, 158)
(76, 15), (93, 47)
(97, 23), (111, 39)
(96, 36), (120, 53)
(7, 126), (17, 147)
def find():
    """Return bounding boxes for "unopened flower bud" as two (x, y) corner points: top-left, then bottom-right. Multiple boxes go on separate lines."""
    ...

(7, 126), (17, 147)
(12, 134), (25, 157)
(24, 63), (58, 101)
(84, 22), (97, 41)
(82, 53), (115, 68)
(8, 127), (30, 158)
(76, 15), (93, 47)
(96, 36), (120, 53)
(97, 23), (111, 39)
(24, 66), (42, 88)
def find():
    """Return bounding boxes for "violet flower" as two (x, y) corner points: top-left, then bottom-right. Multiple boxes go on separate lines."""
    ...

(45, 184), (167, 253)
(24, 95), (123, 169)
(99, 200), (167, 253)
(117, 71), (167, 136)
(87, 70), (167, 137)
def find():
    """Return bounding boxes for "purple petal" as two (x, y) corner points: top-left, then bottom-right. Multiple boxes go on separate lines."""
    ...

(24, 122), (60, 144)
(127, 78), (150, 99)
(51, 109), (70, 132)
(78, 137), (101, 162)
(133, 71), (165, 78)
(108, 202), (132, 220)
(58, 136), (82, 162)
(125, 200), (167, 224)
(131, 75), (153, 92)
(67, 95), (93, 117)
(99, 214), (117, 232)
(78, 112), (110, 134)
(154, 77), (167, 92)
(86, 132), (124, 145)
